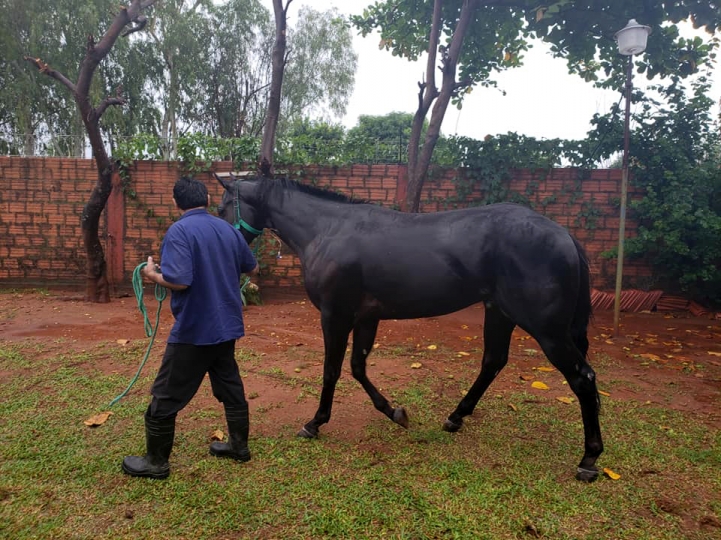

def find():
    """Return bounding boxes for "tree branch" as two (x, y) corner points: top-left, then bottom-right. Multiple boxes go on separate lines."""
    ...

(96, 96), (126, 118)
(23, 56), (77, 94)
(452, 78), (473, 91)
(424, 0), (443, 100)
(121, 15), (147, 37)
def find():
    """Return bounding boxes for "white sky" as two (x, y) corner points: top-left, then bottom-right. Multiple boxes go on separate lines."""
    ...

(262, 0), (720, 141)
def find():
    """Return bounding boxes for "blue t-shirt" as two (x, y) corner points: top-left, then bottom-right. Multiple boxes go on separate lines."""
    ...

(159, 208), (257, 345)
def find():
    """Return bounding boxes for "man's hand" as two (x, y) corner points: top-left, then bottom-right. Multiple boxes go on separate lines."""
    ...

(141, 255), (188, 291)
(141, 256), (161, 283)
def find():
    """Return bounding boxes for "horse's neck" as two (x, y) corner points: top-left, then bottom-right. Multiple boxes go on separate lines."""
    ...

(267, 191), (344, 255)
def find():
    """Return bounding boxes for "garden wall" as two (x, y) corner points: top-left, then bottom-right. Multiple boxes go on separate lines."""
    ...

(0, 157), (650, 293)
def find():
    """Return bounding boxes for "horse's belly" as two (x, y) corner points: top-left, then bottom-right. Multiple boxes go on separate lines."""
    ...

(363, 287), (486, 320)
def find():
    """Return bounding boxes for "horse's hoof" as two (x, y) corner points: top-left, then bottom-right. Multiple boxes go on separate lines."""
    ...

(442, 417), (463, 432)
(392, 407), (409, 428)
(297, 426), (318, 439)
(575, 466), (599, 483)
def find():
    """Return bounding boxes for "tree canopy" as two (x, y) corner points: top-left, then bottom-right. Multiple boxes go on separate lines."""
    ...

(352, 0), (721, 210)
(1, 0), (356, 157)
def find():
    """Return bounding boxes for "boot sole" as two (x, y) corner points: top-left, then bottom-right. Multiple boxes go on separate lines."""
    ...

(121, 462), (170, 479)
(209, 448), (251, 462)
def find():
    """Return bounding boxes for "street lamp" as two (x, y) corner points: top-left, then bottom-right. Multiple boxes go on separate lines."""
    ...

(612, 19), (651, 337)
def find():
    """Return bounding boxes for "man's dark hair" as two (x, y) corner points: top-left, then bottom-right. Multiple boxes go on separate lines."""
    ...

(173, 177), (209, 210)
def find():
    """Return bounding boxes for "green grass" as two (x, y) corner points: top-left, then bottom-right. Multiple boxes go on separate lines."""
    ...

(1, 343), (719, 540)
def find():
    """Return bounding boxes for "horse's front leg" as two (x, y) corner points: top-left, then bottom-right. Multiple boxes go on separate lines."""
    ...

(298, 311), (353, 439)
(350, 318), (409, 429)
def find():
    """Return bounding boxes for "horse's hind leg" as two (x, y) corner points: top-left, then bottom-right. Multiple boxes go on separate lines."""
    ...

(298, 312), (353, 439)
(444, 305), (515, 432)
(536, 334), (603, 482)
(350, 318), (409, 429)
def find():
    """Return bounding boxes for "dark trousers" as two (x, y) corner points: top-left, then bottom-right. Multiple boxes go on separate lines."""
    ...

(148, 340), (247, 419)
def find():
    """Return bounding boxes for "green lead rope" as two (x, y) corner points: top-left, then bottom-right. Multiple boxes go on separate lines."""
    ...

(108, 262), (168, 407)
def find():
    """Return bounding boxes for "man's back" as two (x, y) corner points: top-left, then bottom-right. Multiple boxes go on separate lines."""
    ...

(160, 209), (257, 345)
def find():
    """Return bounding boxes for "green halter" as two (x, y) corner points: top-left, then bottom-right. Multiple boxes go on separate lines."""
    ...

(233, 184), (263, 235)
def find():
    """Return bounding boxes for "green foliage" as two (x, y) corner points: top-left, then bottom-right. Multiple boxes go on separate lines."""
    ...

(347, 111), (425, 142)
(435, 133), (586, 206)
(1, 0), (356, 156)
(280, 7), (357, 129)
(627, 84), (721, 303)
(352, 1), (720, 104)
(0, 0), (128, 155)
(587, 61), (721, 304)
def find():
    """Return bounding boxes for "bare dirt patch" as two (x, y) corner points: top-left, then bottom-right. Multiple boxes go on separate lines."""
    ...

(1, 287), (720, 436)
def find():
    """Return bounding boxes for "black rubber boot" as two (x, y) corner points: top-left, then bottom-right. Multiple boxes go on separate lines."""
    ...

(122, 413), (176, 479)
(210, 404), (251, 462)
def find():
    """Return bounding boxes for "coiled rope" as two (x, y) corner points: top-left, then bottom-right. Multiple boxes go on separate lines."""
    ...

(108, 262), (167, 407)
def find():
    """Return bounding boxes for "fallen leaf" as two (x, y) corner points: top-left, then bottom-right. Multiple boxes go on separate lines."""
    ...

(603, 467), (621, 480)
(531, 381), (549, 390)
(605, 339), (614, 344)
(456, 351), (470, 356)
(519, 374), (533, 381)
(116, 339), (130, 346)
(294, 367), (301, 373)
(508, 403), (518, 411)
(535, 366), (554, 372)
(640, 353), (661, 361)
(211, 429), (224, 441)
(410, 362), (422, 369)
(598, 390), (611, 397)
(556, 396), (574, 404)
(708, 351), (721, 357)
(84, 411), (113, 427)
(523, 348), (538, 355)
(427, 344), (437, 350)
(460, 324), (469, 330)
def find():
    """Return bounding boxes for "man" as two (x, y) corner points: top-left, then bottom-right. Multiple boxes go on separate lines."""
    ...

(122, 176), (258, 480)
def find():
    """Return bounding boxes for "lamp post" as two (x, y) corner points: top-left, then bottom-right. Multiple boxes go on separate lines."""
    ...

(612, 19), (651, 337)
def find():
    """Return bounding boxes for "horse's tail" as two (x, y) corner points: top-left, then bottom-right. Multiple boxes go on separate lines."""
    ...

(570, 236), (592, 359)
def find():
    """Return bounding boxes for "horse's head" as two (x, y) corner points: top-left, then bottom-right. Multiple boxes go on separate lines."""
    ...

(214, 172), (266, 243)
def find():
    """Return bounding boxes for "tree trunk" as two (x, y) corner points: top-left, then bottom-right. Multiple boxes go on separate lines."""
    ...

(76, 90), (114, 302)
(80, 163), (113, 302)
(22, 125), (35, 156)
(404, 0), (477, 212)
(25, 0), (158, 302)
(72, 112), (85, 158)
(260, 0), (291, 177)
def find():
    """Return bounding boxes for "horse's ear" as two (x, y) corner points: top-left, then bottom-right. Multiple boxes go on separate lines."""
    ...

(214, 172), (235, 192)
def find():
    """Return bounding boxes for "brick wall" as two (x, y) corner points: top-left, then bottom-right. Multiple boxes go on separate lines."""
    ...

(0, 157), (650, 292)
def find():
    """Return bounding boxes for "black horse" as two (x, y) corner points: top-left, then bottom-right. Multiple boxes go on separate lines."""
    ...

(215, 174), (603, 482)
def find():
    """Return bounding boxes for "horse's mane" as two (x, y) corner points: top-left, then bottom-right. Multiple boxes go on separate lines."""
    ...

(258, 177), (368, 205)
